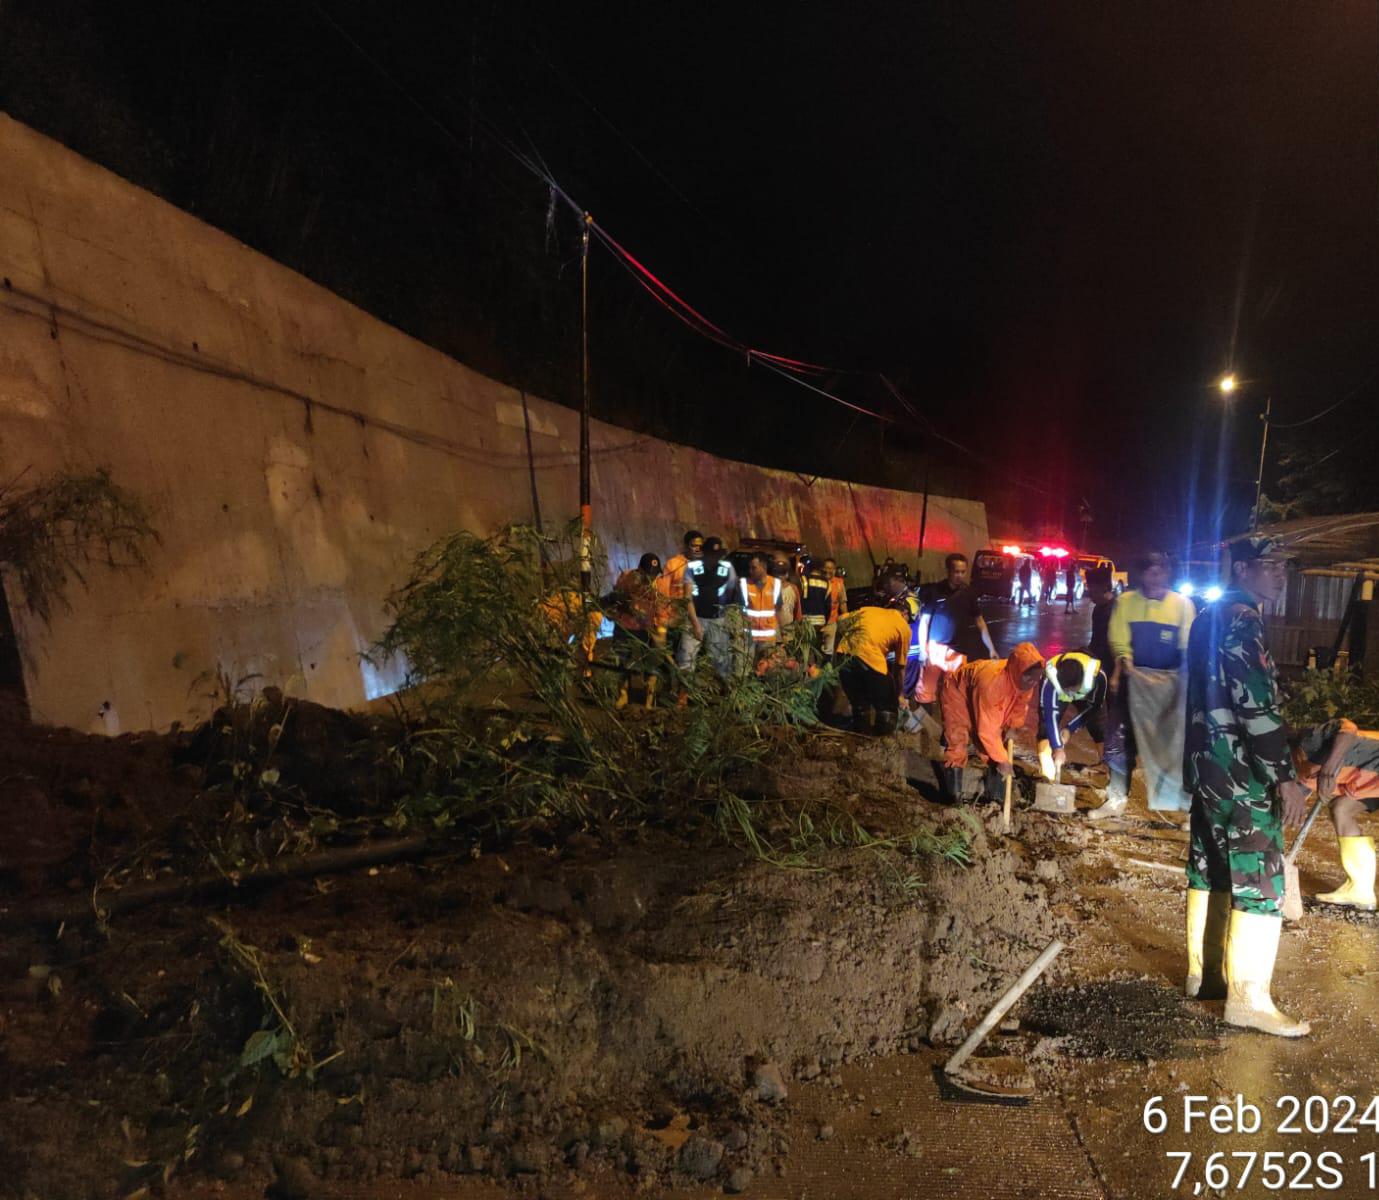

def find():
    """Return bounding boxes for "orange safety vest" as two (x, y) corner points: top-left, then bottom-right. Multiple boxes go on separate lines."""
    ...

(740, 577), (782, 642)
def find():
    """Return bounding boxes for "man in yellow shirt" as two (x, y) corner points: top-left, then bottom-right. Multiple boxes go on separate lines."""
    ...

(1093, 551), (1196, 819)
(836, 602), (911, 735)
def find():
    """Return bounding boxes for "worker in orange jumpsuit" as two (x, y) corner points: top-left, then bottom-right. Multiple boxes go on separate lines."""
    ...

(538, 588), (602, 676)
(610, 553), (667, 708)
(938, 641), (1044, 801)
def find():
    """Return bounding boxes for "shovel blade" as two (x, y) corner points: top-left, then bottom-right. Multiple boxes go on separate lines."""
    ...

(1281, 862), (1303, 922)
(1034, 782), (1077, 813)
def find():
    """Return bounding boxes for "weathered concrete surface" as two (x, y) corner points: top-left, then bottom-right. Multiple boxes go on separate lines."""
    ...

(0, 115), (986, 733)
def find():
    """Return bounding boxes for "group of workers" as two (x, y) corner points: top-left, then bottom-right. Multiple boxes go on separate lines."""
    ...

(599, 531), (1377, 1039)
(886, 536), (1373, 1042)
(600, 530), (849, 704)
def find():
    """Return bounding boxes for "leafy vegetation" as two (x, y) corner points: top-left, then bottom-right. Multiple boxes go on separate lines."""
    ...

(0, 467), (156, 623)
(370, 519), (968, 868)
(1283, 666), (1379, 730)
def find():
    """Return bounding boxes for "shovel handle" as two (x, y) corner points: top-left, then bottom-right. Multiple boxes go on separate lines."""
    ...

(1285, 793), (1326, 866)
(1001, 738), (1014, 833)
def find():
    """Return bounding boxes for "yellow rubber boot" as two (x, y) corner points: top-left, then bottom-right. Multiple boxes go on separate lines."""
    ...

(1316, 836), (1378, 911)
(1184, 889), (1229, 999)
(643, 674), (658, 710)
(1223, 910), (1310, 1037)
(615, 682), (630, 710)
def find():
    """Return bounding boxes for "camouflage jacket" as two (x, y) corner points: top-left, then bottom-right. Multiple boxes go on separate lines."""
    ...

(1183, 588), (1296, 801)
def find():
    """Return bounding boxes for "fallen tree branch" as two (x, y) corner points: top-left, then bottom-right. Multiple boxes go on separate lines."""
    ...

(0, 835), (430, 926)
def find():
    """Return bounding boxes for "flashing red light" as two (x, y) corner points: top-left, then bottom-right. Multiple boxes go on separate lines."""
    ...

(1001, 544), (1022, 556)
(1038, 546), (1069, 558)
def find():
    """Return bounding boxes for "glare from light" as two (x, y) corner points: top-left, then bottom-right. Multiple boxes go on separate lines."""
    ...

(1204, 586), (1223, 603)
(1218, 374), (1238, 395)
(1176, 581), (1195, 597)
(1002, 544), (1022, 555)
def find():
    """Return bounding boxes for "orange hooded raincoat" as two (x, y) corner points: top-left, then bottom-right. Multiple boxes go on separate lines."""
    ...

(940, 641), (1044, 768)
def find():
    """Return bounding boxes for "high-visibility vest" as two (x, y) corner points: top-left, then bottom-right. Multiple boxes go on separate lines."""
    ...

(800, 573), (832, 624)
(740, 577), (782, 641)
(1044, 651), (1101, 702)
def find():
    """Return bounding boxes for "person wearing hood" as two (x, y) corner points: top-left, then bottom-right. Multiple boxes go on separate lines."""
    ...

(938, 642), (1045, 799)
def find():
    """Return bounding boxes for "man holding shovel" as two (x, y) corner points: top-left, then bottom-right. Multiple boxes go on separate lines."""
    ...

(1183, 537), (1310, 1037)
(1036, 651), (1107, 782)
(938, 642), (1044, 801)
(1285, 719), (1379, 911)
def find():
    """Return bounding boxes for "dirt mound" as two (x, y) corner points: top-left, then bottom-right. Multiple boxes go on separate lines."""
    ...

(0, 713), (1061, 1198)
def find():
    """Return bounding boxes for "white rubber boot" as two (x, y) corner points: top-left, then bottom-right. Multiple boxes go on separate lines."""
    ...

(1316, 836), (1378, 911)
(1087, 792), (1128, 821)
(1185, 889), (1229, 999)
(1088, 771), (1128, 821)
(1223, 910), (1310, 1037)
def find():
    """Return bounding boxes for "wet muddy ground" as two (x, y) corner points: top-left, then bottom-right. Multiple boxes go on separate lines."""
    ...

(133, 753), (1379, 1200)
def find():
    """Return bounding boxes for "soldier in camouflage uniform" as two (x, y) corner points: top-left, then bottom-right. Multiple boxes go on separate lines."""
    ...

(1182, 536), (1310, 1037)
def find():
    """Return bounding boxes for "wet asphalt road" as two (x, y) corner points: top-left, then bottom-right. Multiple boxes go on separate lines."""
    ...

(983, 596), (1093, 661)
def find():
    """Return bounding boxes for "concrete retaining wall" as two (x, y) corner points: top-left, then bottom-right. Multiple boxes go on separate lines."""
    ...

(0, 116), (987, 733)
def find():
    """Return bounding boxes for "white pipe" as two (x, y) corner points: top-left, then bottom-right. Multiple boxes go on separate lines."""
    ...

(944, 938), (1064, 1075)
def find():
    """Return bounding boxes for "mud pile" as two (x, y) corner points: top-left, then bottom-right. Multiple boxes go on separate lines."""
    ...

(0, 713), (1061, 1198)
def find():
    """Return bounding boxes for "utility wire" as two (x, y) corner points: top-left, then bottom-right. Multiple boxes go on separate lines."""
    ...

(1270, 368), (1378, 429)
(308, 1), (902, 428)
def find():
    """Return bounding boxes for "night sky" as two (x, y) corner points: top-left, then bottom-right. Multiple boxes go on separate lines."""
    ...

(3, 1), (1377, 555)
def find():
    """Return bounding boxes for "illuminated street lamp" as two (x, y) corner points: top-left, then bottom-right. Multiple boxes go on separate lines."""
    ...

(1218, 373), (1271, 531)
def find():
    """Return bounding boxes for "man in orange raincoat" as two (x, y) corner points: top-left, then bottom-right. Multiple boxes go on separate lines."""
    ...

(938, 641), (1044, 800)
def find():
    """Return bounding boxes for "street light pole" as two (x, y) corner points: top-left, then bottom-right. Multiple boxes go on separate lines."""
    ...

(1218, 375), (1272, 533)
(1250, 394), (1272, 532)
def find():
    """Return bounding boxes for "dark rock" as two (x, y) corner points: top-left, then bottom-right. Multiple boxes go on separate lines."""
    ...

(510, 1140), (550, 1174)
(818, 1124), (835, 1141)
(592, 1115), (627, 1148)
(568, 1141), (590, 1169)
(215, 1151), (245, 1178)
(722, 1125), (748, 1152)
(269, 1155), (316, 1199)
(679, 1135), (725, 1181)
(725, 1165), (753, 1193)
(752, 1062), (788, 1103)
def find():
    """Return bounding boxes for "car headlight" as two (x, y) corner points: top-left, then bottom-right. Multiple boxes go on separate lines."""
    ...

(1176, 582), (1194, 597)
(1203, 586), (1223, 603)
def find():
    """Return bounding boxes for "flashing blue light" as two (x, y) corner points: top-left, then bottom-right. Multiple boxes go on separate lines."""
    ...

(1204, 586), (1223, 603)
(1176, 581), (1195, 597)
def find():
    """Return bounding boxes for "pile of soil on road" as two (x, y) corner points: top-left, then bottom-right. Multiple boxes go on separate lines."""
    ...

(0, 703), (1063, 1199)
(1023, 979), (1226, 1061)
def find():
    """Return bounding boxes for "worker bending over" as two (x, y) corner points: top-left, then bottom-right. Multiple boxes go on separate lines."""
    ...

(836, 602), (910, 735)
(1036, 652), (1107, 781)
(938, 642), (1044, 801)
(1183, 537), (1309, 1037)
(1287, 719), (1379, 911)
(609, 553), (668, 709)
